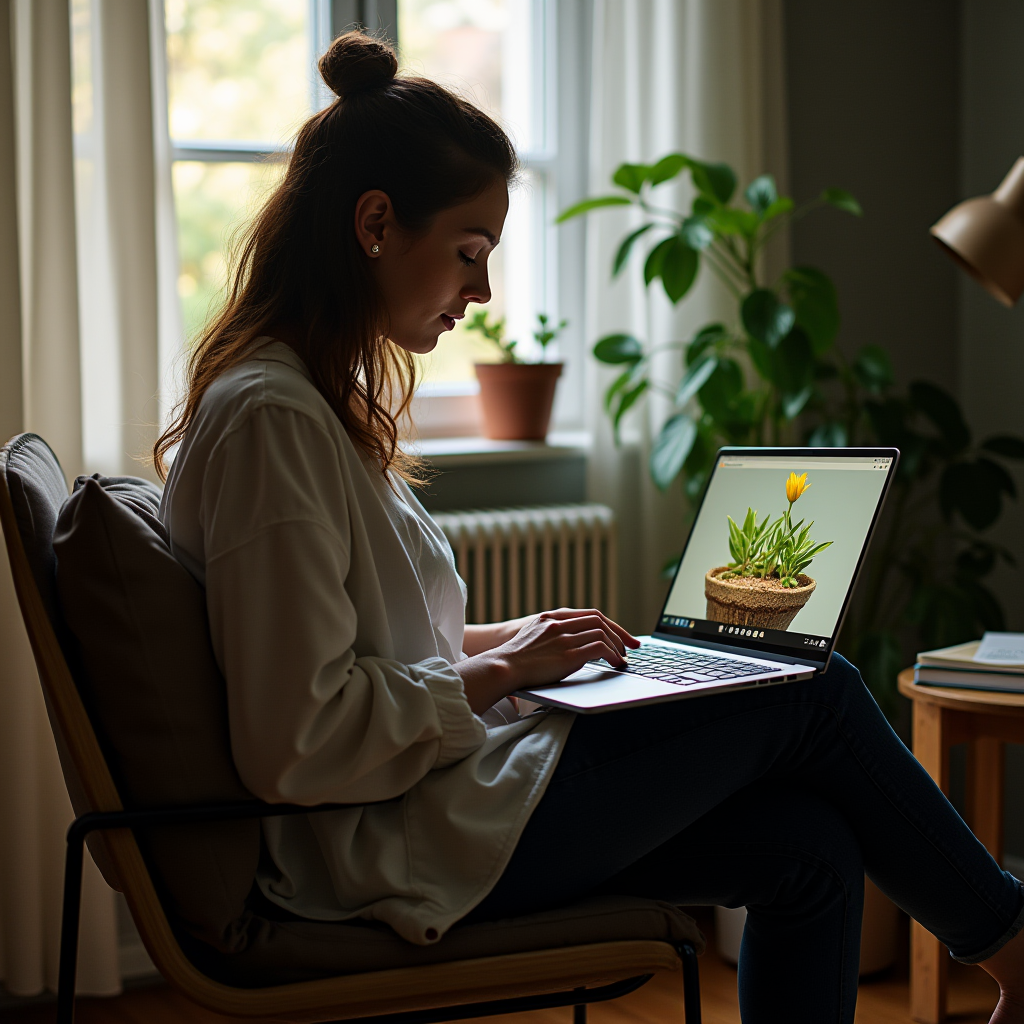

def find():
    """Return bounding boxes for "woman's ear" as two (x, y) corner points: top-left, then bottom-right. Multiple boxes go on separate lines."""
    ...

(354, 190), (395, 258)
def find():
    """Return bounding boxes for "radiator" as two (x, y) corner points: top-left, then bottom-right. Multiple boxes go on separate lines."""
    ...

(432, 504), (617, 624)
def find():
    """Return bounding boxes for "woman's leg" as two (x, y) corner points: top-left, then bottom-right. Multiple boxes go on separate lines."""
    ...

(596, 784), (866, 1024)
(470, 656), (1023, 1019)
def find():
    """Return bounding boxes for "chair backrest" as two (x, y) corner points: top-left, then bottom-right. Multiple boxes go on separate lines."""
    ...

(0, 434), (124, 886)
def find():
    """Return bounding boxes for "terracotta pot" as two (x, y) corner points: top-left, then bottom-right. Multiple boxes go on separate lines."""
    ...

(704, 566), (816, 631)
(474, 362), (563, 441)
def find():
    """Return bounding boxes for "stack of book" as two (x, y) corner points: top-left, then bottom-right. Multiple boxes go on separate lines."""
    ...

(915, 640), (1024, 693)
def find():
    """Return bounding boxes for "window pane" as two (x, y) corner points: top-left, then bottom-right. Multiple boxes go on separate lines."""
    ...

(399, 0), (548, 386)
(165, 0), (312, 144)
(174, 161), (286, 340)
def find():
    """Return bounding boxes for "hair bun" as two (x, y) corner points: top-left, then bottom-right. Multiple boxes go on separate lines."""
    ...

(319, 31), (397, 99)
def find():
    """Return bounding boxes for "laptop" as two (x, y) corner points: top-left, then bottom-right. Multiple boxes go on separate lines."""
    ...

(516, 446), (900, 712)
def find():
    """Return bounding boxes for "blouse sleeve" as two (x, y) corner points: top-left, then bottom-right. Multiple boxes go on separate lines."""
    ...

(199, 404), (486, 805)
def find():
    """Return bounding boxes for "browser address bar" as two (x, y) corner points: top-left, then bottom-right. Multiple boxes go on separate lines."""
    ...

(718, 459), (892, 470)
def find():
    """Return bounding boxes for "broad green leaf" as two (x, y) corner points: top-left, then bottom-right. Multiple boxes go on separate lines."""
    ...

(612, 223), (656, 277)
(784, 266), (840, 354)
(853, 345), (894, 393)
(660, 238), (700, 303)
(686, 322), (728, 365)
(555, 195), (632, 223)
(807, 422), (848, 447)
(741, 288), (795, 348)
(688, 159), (737, 204)
(978, 456), (1017, 498)
(698, 358), (744, 422)
(940, 460), (1002, 530)
(821, 187), (863, 216)
(649, 153), (688, 186)
(691, 196), (715, 217)
(650, 414), (697, 490)
(612, 162), (650, 194)
(909, 380), (971, 452)
(604, 364), (645, 411)
(644, 236), (675, 285)
(612, 379), (649, 433)
(761, 196), (794, 222)
(745, 174), (777, 214)
(746, 338), (775, 383)
(775, 328), (815, 395)
(680, 215), (714, 250)
(675, 356), (718, 406)
(594, 333), (644, 364)
(706, 207), (759, 237)
(782, 386), (813, 420)
(982, 435), (1024, 460)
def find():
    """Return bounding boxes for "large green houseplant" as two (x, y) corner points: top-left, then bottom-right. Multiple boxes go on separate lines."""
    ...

(559, 154), (1024, 717)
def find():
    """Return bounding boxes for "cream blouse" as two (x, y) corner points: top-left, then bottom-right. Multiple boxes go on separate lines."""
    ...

(159, 341), (575, 944)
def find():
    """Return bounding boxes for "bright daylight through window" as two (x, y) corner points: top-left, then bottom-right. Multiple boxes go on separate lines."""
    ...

(165, 0), (559, 399)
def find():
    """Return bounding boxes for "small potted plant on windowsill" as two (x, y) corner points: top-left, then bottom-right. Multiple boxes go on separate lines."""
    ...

(470, 312), (567, 440)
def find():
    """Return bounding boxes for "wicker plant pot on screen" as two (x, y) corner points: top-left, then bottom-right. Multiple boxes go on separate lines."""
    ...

(704, 566), (816, 631)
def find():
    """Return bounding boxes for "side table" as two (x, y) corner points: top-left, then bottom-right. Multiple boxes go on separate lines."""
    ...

(897, 667), (1024, 1023)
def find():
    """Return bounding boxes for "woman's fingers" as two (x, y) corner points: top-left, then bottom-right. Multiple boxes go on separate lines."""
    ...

(541, 607), (640, 649)
(562, 627), (628, 666)
(543, 614), (626, 659)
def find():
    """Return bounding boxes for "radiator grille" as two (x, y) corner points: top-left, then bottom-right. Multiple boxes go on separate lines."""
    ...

(433, 504), (617, 624)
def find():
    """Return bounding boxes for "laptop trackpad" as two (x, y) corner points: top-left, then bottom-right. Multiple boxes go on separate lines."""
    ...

(519, 665), (681, 710)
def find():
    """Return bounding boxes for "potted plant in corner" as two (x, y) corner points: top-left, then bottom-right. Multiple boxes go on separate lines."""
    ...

(469, 312), (567, 440)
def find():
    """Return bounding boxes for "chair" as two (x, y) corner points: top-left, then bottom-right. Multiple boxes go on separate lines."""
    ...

(0, 433), (703, 1024)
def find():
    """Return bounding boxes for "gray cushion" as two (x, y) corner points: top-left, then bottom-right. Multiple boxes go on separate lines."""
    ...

(182, 894), (705, 987)
(4, 434), (70, 627)
(53, 475), (260, 953)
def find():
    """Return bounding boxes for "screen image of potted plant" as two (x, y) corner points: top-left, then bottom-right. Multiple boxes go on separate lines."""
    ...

(704, 472), (834, 630)
(470, 312), (567, 440)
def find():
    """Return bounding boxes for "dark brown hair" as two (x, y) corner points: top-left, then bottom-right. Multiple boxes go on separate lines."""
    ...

(154, 31), (517, 482)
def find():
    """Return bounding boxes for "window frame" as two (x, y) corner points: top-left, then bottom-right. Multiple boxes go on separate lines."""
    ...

(166, 0), (589, 435)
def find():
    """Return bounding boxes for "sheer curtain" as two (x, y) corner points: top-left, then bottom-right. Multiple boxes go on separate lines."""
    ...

(584, 0), (788, 634)
(0, 0), (179, 997)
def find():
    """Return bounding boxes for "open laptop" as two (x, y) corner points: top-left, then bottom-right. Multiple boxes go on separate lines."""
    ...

(516, 446), (900, 712)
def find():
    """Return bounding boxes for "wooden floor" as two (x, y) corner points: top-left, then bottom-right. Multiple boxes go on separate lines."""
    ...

(2, 911), (1001, 1024)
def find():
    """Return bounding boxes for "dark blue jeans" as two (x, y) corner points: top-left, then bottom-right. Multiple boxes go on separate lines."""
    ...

(468, 655), (1024, 1023)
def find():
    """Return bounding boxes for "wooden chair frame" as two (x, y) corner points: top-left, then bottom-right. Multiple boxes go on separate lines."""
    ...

(0, 434), (702, 1024)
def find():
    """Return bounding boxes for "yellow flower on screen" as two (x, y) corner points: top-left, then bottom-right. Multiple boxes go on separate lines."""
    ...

(786, 471), (810, 503)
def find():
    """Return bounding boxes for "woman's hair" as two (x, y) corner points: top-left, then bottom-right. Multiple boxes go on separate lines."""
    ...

(154, 31), (517, 483)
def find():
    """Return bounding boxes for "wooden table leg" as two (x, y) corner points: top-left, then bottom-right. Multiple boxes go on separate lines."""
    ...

(911, 701), (950, 1023)
(966, 737), (1004, 866)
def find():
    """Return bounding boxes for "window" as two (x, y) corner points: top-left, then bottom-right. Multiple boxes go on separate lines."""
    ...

(164, 0), (587, 431)
(165, 0), (324, 339)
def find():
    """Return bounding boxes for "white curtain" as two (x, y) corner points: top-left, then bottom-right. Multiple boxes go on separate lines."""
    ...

(584, 0), (788, 634)
(0, 0), (179, 997)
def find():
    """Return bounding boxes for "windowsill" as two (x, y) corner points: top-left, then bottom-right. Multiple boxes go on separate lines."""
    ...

(403, 431), (591, 467)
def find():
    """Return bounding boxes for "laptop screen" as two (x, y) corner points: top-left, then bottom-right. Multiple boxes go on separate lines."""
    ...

(656, 449), (898, 664)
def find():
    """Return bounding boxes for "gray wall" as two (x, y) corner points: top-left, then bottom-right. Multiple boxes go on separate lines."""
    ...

(784, 0), (962, 391)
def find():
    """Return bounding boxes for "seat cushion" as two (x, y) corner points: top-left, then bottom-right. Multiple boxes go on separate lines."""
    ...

(53, 475), (260, 952)
(179, 894), (705, 987)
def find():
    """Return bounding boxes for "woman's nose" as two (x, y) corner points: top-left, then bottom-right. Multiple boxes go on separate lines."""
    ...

(461, 269), (491, 305)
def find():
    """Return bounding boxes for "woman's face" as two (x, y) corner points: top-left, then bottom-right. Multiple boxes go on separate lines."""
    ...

(354, 179), (509, 354)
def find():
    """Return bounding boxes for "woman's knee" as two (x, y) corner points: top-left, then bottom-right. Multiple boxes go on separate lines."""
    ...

(740, 788), (865, 913)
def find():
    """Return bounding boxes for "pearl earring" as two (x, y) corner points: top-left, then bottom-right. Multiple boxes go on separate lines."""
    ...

(371, 244), (380, 254)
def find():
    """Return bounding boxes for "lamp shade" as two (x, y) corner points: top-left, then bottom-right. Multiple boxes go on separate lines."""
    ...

(931, 157), (1024, 307)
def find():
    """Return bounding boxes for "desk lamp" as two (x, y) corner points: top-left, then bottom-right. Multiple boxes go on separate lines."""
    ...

(931, 157), (1024, 306)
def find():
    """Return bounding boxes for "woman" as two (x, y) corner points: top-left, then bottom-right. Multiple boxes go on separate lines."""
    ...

(157, 31), (1024, 1024)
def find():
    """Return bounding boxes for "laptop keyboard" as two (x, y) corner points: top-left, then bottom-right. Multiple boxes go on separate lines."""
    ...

(613, 645), (772, 686)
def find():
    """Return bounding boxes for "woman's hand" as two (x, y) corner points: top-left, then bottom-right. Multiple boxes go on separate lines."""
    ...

(454, 608), (640, 715)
